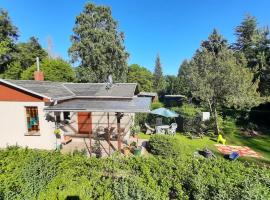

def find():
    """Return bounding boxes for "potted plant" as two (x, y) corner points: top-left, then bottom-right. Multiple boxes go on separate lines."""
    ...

(54, 129), (62, 150)
(54, 129), (61, 139)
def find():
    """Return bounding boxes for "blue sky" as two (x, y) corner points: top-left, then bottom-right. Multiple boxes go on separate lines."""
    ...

(1, 0), (270, 75)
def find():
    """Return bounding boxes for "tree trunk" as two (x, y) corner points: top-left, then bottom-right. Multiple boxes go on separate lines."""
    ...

(213, 107), (219, 135)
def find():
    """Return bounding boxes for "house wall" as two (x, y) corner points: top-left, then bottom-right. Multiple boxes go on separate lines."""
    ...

(0, 82), (49, 102)
(0, 101), (56, 150)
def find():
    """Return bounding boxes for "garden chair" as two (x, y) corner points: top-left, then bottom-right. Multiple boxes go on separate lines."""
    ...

(217, 134), (226, 145)
(156, 118), (163, 126)
(145, 123), (155, 134)
(60, 132), (72, 145)
(167, 123), (177, 135)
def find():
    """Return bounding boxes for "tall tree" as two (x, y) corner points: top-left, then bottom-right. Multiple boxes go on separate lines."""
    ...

(153, 54), (165, 93)
(21, 58), (75, 82)
(0, 9), (18, 74)
(69, 3), (129, 83)
(188, 30), (261, 134)
(177, 60), (192, 97)
(127, 64), (153, 92)
(14, 37), (48, 70)
(164, 75), (182, 95)
(233, 15), (270, 96)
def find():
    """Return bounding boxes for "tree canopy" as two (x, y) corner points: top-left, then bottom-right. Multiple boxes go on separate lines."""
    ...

(233, 15), (270, 96)
(0, 9), (18, 74)
(187, 30), (261, 133)
(69, 3), (129, 83)
(21, 58), (75, 82)
(127, 64), (153, 92)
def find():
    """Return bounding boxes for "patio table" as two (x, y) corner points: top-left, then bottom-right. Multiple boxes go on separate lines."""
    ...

(155, 125), (170, 134)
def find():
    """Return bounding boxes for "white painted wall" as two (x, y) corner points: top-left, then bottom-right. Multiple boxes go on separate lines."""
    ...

(0, 101), (135, 150)
(0, 101), (56, 150)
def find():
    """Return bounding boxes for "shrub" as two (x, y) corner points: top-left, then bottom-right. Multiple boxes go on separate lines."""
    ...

(151, 101), (164, 110)
(0, 147), (269, 199)
(148, 135), (181, 158)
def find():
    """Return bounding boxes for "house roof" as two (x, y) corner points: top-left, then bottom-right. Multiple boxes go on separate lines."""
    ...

(63, 83), (137, 98)
(0, 79), (138, 100)
(44, 97), (152, 113)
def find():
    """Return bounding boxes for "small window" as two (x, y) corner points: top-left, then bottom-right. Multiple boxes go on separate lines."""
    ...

(26, 107), (40, 134)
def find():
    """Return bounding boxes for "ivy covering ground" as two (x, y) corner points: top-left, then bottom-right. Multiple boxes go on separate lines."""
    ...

(0, 145), (269, 200)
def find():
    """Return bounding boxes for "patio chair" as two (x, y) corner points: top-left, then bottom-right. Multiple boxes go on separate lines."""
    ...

(167, 123), (177, 135)
(156, 118), (163, 126)
(217, 134), (226, 145)
(145, 123), (155, 134)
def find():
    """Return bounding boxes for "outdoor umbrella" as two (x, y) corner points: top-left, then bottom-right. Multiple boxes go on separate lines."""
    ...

(150, 107), (179, 118)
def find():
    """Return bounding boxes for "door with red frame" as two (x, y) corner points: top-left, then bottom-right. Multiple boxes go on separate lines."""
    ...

(77, 112), (92, 134)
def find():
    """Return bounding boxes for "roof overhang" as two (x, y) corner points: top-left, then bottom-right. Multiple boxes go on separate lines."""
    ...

(44, 97), (152, 113)
(0, 79), (52, 101)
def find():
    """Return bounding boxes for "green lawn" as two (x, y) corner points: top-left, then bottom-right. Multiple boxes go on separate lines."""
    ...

(223, 120), (270, 165)
(138, 120), (270, 165)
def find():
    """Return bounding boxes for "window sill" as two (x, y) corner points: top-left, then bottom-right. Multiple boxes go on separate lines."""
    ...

(24, 132), (41, 136)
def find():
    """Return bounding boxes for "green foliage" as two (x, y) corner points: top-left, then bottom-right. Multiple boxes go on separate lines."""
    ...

(21, 58), (75, 82)
(69, 3), (128, 83)
(134, 113), (148, 127)
(13, 37), (48, 70)
(175, 103), (201, 118)
(164, 75), (183, 95)
(187, 29), (261, 133)
(233, 15), (270, 96)
(127, 64), (153, 92)
(151, 101), (164, 110)
(148, 135), (181, 158)
(178, 59), (192, 97)
(0, 9), (18, 73)
(0, 147), (269, 199)
(153, 54), (166, 93)
(3, 61), (22, 79)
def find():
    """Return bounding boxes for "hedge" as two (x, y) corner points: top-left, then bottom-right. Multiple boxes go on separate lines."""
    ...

(0, 146), (269, 199)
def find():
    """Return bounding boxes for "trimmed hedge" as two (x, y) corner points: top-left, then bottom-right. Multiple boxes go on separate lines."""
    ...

(148, 134), (181, 158)
(0, 146), (269, 199)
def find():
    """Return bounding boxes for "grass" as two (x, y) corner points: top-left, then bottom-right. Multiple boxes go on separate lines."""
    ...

(138, 120), (270, 165)
(223, 119), (270, 165)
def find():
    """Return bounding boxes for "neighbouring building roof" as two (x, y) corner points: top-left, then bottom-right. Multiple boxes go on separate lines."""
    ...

(44, 97), (152, 113)
(164, 95), (187, 98)
(0, 79), (138, 100)
(138, 92), (157, 97)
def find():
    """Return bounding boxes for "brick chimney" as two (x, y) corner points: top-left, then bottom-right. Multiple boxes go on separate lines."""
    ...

(34, 57), (44, 81)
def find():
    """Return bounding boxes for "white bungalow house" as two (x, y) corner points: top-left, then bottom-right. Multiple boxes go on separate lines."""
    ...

(0, 73), (151, 152)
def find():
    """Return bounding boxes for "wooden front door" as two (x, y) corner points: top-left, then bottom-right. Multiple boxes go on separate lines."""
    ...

(78, 112), (92, 134)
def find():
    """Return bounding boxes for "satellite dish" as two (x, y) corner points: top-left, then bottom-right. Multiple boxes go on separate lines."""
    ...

(108, 74), (113, 85)
(105, 74), (113, 90)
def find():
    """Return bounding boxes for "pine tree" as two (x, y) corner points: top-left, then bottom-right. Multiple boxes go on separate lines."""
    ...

(153, 54), (165, 93)
(233, 15), (270, 96)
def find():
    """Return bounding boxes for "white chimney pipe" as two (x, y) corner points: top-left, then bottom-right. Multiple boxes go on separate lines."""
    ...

(36, 57), (40, 71)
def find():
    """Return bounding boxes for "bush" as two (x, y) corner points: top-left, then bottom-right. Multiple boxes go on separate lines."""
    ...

(148, 135), (181, 158)
(151, 101), (164, 110)
(0, 147), (269, 199)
